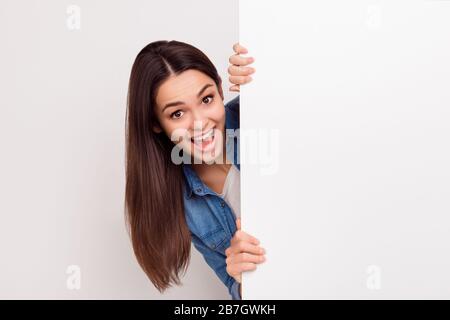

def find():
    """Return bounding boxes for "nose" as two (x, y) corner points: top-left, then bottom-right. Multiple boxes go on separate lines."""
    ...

(191, 110), (210, 133)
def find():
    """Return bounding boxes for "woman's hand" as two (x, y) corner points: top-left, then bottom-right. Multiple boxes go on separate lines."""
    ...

(225, 218), (266, 284)
(228, 43), (255, 92)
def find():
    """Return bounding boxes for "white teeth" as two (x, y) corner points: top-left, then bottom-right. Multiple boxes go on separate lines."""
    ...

(192, 129), (214, 143)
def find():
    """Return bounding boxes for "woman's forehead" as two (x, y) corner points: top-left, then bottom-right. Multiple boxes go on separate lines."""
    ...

(156, 70), (215, 108)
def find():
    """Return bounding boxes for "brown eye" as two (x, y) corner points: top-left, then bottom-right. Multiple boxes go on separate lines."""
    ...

(171, 110), (183, 119)
(202, 95), (214, 104)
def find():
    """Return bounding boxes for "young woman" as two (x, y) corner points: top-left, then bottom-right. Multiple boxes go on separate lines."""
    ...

(125, 40), (265, 300)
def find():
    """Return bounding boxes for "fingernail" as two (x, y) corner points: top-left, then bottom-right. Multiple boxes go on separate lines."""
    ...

(260, 248), (265, 254)
(260, 256), (265, 262)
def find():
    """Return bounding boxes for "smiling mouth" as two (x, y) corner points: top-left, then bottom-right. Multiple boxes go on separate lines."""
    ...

(190, 127), (216, 151)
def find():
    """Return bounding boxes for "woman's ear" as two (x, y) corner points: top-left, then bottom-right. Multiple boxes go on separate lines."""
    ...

(152, 123), (163, 134)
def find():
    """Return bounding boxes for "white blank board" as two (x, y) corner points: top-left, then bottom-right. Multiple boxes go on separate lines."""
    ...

(240, 0), (450, 299)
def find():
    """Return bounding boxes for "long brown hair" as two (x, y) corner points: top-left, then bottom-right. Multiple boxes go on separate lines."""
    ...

(124, 40), (224, 292)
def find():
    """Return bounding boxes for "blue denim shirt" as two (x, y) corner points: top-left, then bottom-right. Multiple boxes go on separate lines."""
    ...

(182, 95), (241, 300)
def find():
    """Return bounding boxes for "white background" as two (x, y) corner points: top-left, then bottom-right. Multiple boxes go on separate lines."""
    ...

(0, 0), (238, 299)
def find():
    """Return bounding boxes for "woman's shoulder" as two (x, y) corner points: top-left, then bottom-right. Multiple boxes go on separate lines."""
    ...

(225, 95), (239, 112)
(225, 95), (240, 131)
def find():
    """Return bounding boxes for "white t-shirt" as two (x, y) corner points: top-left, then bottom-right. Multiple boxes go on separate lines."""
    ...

(218, 165), (241, 219)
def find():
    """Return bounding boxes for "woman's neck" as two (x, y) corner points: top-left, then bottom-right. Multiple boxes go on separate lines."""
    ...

(192, 155), (231, 175)
(191, 140), (231, 176)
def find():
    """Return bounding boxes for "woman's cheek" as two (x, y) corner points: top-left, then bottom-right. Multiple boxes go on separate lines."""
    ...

(166, 123), (189, 145)
(205, 105), (226, 131)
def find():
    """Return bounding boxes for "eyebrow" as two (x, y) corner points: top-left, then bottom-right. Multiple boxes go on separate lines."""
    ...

(162, 83), (214, 113)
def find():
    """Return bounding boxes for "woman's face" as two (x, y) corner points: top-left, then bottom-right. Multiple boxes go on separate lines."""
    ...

(153, 69), (226, 164)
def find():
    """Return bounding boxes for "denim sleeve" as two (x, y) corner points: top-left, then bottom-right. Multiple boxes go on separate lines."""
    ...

(191, 234), (242, 300)
(230, 279), (241, 300)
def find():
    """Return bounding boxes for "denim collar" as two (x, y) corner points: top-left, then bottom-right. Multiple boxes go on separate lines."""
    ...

(183, 163), (215, 198)
(182, 146), (238, 199)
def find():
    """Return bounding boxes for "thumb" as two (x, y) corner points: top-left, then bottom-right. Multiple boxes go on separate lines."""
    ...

(236, 218), (241, 230)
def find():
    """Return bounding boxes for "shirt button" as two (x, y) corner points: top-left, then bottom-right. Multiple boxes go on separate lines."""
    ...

(196, 188), (202, 193)
(220, 202), (225, 207)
